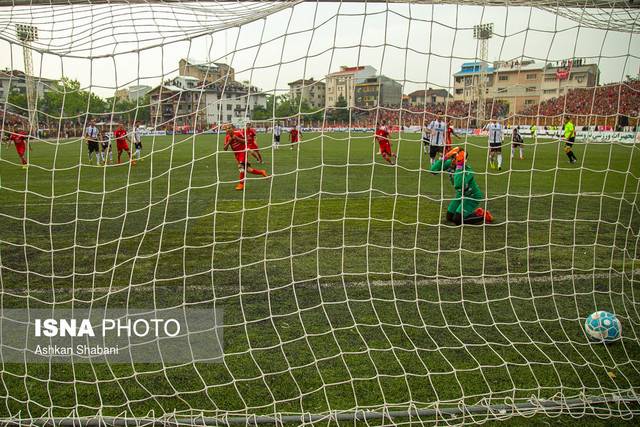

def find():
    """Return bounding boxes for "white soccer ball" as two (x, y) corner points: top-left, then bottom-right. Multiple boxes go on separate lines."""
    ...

(584, 311), (621, 342)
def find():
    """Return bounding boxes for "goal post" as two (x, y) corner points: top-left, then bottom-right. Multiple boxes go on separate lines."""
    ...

(0, 0), (639, 425)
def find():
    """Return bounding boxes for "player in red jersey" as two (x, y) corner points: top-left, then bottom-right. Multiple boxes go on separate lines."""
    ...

(375, 120), (396, 165)
(445, 119), (460, 156)
(289, 124), (300, 150)
(6, 126), (30, 168)
(243, 122), (263, 163)
(113, 123), (134, 165)
(224, 124), (268, 191)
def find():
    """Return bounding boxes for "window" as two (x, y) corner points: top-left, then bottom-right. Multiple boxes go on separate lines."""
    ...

(526, 73), (537, 80)
(526, 87), (537, 92)
(455, 77), (462, 83)
(226, 104), (232, 110)
(543, 89), (556, 94)
(524, 99), (535, 105)
(499, 75), (509, 81)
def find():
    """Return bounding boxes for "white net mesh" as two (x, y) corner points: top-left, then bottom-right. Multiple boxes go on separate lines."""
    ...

(0, 0), (640, 425)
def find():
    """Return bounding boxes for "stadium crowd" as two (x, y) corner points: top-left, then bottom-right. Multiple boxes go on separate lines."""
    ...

(348, 100), (509, 128)
(520, 79), (640, 124)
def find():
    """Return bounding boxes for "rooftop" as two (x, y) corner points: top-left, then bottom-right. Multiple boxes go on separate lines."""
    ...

(407, 88), (450, 98)
(328, 66), (368, 76)
(288, 78), (324, 86)
(454, 62), (495, 76)
(182, 58), (230, 71)
(0, 69), (57, 82)
(493, 61), (544, 72)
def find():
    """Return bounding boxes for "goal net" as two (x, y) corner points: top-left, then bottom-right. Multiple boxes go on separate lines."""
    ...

(0, 0), (639, 425)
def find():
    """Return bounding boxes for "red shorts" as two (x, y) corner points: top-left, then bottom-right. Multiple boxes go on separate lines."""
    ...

(246, 141), (259, 150)
(379, 141), (391, 156)
(234, 151), (248, 167)
(15, 143), (26, 156)
(117, 140), (129, 151)
(291, 138), (299, 143)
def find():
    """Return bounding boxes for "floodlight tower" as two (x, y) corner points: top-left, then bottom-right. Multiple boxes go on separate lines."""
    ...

(16, 24), (38, 135)
(473, 23), (493, 126)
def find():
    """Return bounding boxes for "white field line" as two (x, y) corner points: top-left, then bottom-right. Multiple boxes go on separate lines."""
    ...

(8, 270), (640, 295)
(1, 192), (638, 207)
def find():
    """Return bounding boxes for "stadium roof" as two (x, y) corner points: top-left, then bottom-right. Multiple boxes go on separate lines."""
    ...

(453, 62), (495, 76)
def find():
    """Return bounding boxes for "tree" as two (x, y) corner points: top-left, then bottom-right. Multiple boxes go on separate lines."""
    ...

(40, 77), (107, 125)
(104, 95), (150, 125)
(252, 104), (269, 120)
(251, 93), (325, 123)
(7, 90), (28, 112)
(328, 95), (350, 123)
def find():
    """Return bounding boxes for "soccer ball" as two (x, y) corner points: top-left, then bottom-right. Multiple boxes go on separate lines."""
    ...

(584, 311), (621, 342)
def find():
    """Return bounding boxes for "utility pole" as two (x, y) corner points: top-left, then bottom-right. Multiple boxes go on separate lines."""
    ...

(473, 23), (493, 127)
(16, 24), (39, 136)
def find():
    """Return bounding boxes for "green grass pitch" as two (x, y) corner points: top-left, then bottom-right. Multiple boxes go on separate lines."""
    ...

(0, 131), (639, 421)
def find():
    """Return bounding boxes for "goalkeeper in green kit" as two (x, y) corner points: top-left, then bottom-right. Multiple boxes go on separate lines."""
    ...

(562, 116), (578, 163)
(431, 147), (493, 225)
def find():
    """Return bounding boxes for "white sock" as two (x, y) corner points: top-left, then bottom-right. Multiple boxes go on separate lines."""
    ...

(497, 154), (503, 168)
(520, 147), (524, 158)
(135, 149), (141, 159)
(511, 147), (515, 158)
(109, 151), (113, 161)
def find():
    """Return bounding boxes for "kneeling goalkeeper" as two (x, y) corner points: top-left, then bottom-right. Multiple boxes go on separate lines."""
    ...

(432, 147), (493, 225)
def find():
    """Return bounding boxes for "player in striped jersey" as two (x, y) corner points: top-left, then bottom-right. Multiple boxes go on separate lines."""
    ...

(511, 127), (524, 160)
(427, 116), (446, 166)
(486, 119), (504, 170)
(421, 120), (431, 155)
(273, 122), (282, 149)
(133, 122), (143, 161)
(84, 120), (100, 164)
(99, 127), (112, 165)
